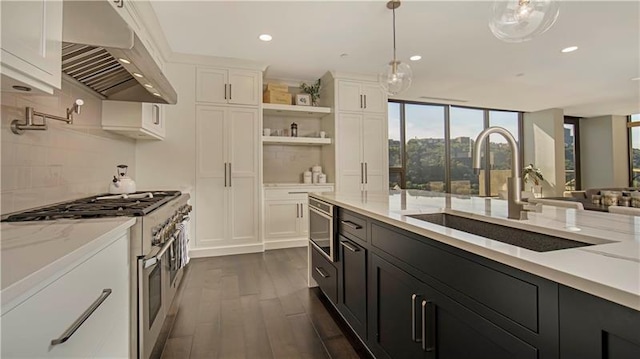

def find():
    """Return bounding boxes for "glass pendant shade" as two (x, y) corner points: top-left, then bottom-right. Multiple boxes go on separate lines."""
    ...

(380, 60), (412, 96)
(489, 0), (560, 43)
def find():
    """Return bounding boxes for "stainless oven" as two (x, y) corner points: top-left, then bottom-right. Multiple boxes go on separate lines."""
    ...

(309, 198), (335, 261)
(138, 234), (175, 359)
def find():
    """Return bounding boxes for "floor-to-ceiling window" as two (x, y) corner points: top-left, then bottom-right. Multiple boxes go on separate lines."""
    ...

(564, 117), (581, 190)
(389, 101), (522, 195)
(629, 114), (640, 186)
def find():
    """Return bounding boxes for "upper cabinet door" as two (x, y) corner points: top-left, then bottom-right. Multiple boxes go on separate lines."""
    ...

(338, 80), (364, 112)
(196, 68), (228, 104)
(0, 0), (62, 93)
(361, 84), (387, 114)
(228, 70), (260, 106)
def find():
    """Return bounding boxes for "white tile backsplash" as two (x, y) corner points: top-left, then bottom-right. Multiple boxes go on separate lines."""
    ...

(1, 80), (136, 214)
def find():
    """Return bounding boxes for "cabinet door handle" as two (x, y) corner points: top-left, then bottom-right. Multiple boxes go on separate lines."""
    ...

(51, 289), (112, 345)
(224, 163), (227, 187)
(114, 0), (124, 8)
(288, 191), (308, 194)
(315, 267), (329, 278)
(224, 84), (227, 100)
(411, 294), (422, 342)
(340, 240), (359, 252)
(340, 220), (362, 230)
(364, 162), (368, 184)
(422, 300), (435, 352)
(360, 94), (363, 109)
(300, 203), (303, 218)
(152, 105), (160, 125)
(364, 94), (367, 109)
(229, 84), (232, 100)
(360, 163), (364, 184)
(228, 162), (232, 187)
(296, 203), (300, 218)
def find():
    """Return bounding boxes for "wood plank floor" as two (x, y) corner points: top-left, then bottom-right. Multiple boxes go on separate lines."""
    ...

(154, 247), (369, 359)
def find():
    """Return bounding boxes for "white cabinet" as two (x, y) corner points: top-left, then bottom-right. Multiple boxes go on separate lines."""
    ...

(196, 67), (260, 106)
(195, 105), (260, 247)
(1, 233), (130, 358)
(102, 101), (165, 140)
(0, 0), (62, 93)
(263, 186), (333, 249)
(337, 80), (386, 114)
(321, 72), (389, 192)
(337, 113), (387, 191)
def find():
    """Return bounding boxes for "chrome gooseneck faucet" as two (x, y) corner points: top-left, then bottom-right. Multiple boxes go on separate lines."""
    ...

(472, 126), (527, 220)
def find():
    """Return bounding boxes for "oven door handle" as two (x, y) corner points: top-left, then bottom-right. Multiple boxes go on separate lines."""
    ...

(143, 235), (176, 269)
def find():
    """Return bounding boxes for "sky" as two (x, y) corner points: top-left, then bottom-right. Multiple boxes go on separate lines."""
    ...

(388, 103), (519, 144)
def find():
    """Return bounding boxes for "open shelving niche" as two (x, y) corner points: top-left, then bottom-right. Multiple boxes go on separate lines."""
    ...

(262, 103), (332, 146)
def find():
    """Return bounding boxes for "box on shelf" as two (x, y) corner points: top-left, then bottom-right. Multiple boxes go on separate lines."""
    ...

(265, 83), (289, 92)
(263, 90), (292, 105)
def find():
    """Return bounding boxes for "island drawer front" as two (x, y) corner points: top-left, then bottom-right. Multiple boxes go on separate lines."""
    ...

(338, 209), (368, 243)
(311, 244), (338, 304)
(371, 222), (539, 333)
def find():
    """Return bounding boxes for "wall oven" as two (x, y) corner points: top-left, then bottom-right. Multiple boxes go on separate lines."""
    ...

(309, 198), (335, 261)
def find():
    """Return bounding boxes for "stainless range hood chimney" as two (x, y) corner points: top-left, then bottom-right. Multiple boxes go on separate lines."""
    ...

(62, 1), (177, 105)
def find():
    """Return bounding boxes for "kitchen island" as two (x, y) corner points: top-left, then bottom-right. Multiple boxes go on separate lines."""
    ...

(309, 190), (640, 359)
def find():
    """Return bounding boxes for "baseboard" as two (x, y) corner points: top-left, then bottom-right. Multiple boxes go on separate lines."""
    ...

(264, 238), (308, 250)
(189, 243), (265, 258)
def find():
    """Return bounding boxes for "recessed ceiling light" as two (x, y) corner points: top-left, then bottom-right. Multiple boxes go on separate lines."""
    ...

(259, 34), (272, 42)
(144, 84), (154, 89)
(409, 55), (422, 61)
(119, 58), (131, 64)
(133, 73), (144, 78)
(152, 92), (161, 97)
(561, 46), (578, 53)
(340, 53), (349, 58)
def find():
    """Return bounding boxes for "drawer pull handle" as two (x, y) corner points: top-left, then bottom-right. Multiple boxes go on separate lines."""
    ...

(340, 241), (360, 252)
(421, 300), (435, 352)
(51, 289), (112, 346)
(340, 220), (362, 230)
(288, 191), (308, 194)
(314, 267), (329, 278)
(411, 294), (422, 342)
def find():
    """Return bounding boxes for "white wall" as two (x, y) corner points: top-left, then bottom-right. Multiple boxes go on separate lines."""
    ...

(1, 80), (136, 214)
(580, 115), (629, 188)
(523, 108), (565, 197)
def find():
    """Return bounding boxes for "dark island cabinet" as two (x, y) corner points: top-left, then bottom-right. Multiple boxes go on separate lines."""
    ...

(559, 285), (640, 359)
(337, 234), (368, 339)
(368, 254), (538, 359)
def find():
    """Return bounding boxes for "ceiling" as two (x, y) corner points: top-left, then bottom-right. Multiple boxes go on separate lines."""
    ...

(151, 0), (640, 117)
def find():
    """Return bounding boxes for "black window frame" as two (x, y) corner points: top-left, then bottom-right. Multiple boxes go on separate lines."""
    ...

(563, 116), (582, 190)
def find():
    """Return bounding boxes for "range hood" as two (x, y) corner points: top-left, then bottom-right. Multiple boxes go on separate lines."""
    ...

(62, 1), (176, 104)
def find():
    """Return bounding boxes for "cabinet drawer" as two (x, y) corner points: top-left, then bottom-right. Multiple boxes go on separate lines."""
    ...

(1, 234), (130, 358)
(371, 222), (540, 332)
(338, 209), (368, 243)
(311, 244), (337, 304)
(264, 187), (334, 200)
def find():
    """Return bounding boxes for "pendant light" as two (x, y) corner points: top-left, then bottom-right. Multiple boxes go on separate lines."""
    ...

(379, 0), (412, 96)
(489, 0), (560, 43)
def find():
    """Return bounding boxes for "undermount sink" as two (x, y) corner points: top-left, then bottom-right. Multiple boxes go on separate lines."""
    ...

(407, 213), (593, 252)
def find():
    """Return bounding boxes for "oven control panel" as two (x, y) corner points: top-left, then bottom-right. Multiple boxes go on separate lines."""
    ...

(151, 204), (192, 246)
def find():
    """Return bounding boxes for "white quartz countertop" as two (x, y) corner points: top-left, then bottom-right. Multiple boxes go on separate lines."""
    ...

(311, 190), (640, 311)
(1, 218), (135, 313)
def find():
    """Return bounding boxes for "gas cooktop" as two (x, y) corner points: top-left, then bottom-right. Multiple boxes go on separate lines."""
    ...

(3, 191), (182, 222)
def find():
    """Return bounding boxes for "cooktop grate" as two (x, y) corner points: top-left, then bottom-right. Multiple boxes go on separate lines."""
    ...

(3, 191), (182, 222)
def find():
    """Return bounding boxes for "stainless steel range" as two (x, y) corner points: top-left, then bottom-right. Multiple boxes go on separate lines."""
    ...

(3, 190), (191, 359)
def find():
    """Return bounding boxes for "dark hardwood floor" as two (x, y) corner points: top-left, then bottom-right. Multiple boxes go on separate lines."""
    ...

(155, 247), (368, 359)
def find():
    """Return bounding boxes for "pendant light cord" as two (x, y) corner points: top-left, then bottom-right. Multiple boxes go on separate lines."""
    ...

(392, 5), (397, 62)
